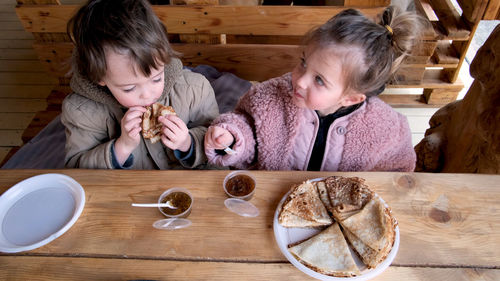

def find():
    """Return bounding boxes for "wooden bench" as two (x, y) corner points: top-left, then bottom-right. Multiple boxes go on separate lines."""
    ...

(13, 0), (498, 143)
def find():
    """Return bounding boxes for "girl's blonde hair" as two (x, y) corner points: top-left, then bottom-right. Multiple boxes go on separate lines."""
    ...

(304, 6), (425, 97)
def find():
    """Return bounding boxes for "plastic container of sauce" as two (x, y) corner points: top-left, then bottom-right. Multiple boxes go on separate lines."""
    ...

(158, 187), (193, 218)
(223, 171), (256, 201)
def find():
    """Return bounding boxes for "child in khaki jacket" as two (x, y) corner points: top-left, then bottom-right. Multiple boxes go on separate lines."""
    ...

(61, 0), (219, 169)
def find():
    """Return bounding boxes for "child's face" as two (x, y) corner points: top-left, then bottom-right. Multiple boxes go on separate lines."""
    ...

(291, 46), (364, 116)
(99, 49), (165, 108)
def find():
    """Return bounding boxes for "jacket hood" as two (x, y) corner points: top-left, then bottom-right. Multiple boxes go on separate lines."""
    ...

(69, 57), (184, 107)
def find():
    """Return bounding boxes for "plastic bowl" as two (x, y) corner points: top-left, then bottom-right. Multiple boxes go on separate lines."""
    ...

(158, 187), (193, 218)
(223, 171), (256, 201)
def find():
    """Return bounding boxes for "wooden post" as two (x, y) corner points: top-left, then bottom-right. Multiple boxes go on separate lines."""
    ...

(415, 25), (500, 173)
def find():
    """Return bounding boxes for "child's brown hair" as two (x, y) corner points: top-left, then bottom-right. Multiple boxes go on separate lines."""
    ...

(67, 0), (180, 83)
(304, 6), (425, 97)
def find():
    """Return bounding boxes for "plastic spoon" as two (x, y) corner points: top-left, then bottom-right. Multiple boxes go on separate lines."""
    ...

(224, 146), (237, 155)
(131, 201), (177, 209)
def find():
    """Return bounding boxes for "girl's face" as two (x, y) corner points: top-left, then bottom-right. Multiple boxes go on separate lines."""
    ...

(99, 49), (165, 108)
(291, 46), (365, 116)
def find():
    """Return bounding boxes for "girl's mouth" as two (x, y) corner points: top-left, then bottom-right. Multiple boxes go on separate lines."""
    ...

(293, 91), (304, 99)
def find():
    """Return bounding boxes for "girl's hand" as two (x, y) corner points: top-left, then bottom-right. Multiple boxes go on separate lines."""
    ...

(115, 106), (146, 164)
(158, 115), (191, 152)
(204, 126), (234, 151)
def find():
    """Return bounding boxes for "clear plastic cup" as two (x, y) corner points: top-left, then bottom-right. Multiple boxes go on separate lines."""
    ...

(157, 187), (193, 218)
(223, 171), (256, 201)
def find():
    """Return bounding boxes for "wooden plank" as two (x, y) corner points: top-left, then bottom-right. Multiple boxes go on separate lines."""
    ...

(0, 112), (36, 129)
(32, 41), (461, 86)
(0, 170), (499, 267)
(378, 94), (438, 108)
(0, 147), (10, 166)
(177, 43), (300, 81)
(0, 48), (38, 60)
(457, 0), (489, 23)
(0, 129), (23, 146)
(1, 256), (499, 281)
(0, 72), (57, 85)
(0, 20), (26, 31)
(429, 0), (471, 38)
(0, 85), (53, 98)
(423, 87), (460, 104)
(226, 34), (302, 45)
(387, 69), (463, 89)
(393, 67), (426, 84)
(0, 60), (47, 72)
(343, 0), (390, 6)
(0, 30), (33, 40)
(0, 98), (47, 112)
(0, 39), (34, 48)
(16, 5), (385, 35)
(483, 0), (500, 20)
(433, 41), (460, 64)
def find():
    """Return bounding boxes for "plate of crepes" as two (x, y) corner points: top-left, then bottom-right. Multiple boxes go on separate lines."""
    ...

(142, 102), (176, 143)
(273, 176), (399, 280)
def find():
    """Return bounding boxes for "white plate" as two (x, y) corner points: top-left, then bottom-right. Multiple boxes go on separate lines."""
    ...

(273, 179), (400, 280)
(0, 173), (85, 253)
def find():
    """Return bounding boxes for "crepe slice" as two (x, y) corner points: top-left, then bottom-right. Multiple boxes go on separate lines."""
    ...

(288, 222), (360, 277)
(324, 176), (373, 221)
(342, 227), (386, 269)
(340, 197), (396, 268)
(315, 181), (333, 212)
(142, 103), (176, 143)
(278, 181), (333, 228)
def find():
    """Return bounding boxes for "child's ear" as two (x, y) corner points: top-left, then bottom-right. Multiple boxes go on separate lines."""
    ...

(340, 92), (366, 107)
(98, 81), (106, 87)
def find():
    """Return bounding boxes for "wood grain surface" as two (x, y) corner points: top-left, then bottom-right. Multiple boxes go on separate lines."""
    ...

(0, 170), (498, 270)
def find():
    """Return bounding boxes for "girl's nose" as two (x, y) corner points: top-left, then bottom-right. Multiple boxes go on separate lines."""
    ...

(295, 73), (308, 90)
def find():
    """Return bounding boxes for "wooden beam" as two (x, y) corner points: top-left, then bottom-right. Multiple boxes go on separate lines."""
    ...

(16, 5), (385, 35)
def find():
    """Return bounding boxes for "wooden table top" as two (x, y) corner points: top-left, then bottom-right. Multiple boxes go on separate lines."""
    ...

(0, 169), (499, 280)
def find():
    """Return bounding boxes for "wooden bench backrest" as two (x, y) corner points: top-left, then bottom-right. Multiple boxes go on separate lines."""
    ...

(15, 4), (393, 83)
(17, 0), (497, 106)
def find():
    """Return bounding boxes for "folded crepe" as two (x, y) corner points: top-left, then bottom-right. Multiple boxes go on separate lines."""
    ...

(324, 176), (373, 221)
(278, 181), (332, 227)
(142, 103), (176, 144)
(288, 222), (360, 277)
(340, 197), (396, 268)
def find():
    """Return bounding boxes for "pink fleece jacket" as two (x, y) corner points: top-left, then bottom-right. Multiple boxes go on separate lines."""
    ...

(206, 73), (416, 171)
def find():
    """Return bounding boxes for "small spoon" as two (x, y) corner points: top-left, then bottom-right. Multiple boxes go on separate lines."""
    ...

(224, 146), (237, 155)
(132, 201), (177, 209)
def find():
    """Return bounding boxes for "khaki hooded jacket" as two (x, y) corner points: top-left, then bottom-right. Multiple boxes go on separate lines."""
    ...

(61, 58), (219, 169)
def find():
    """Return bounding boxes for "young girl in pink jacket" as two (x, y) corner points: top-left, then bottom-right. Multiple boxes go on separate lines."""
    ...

(204, 7), (423, 171)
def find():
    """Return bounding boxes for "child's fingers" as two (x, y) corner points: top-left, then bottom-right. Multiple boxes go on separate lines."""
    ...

(128, 126), (142, 138)
(214, 129), (233, 147)
(159, 115), (185, 131)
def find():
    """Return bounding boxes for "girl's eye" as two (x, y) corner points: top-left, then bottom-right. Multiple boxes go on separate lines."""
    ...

(153, 77), (162, 83)
(315, 76), (325, 86)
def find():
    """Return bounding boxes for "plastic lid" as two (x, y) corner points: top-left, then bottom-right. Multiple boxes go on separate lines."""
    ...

(152, 218), (192, 230)
(224, 198), (259, 217)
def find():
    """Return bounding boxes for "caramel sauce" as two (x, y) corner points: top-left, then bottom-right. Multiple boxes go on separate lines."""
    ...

(226, 174), (255, 197)
(161, 192), (192, 216)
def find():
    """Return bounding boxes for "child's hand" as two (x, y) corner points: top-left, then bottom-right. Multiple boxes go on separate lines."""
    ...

(115, 106), (147, 163)
(205, 126), (234, 151)
(158, 115), (191, 152)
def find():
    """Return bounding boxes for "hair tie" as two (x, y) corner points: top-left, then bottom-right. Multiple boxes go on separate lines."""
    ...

(385, 25), (393, 35)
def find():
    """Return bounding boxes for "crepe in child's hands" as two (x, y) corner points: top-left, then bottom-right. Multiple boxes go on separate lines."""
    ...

(142, 103), (176, 144)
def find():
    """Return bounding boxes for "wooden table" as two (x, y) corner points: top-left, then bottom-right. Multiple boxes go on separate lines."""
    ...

(0, 170), (499, 280)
